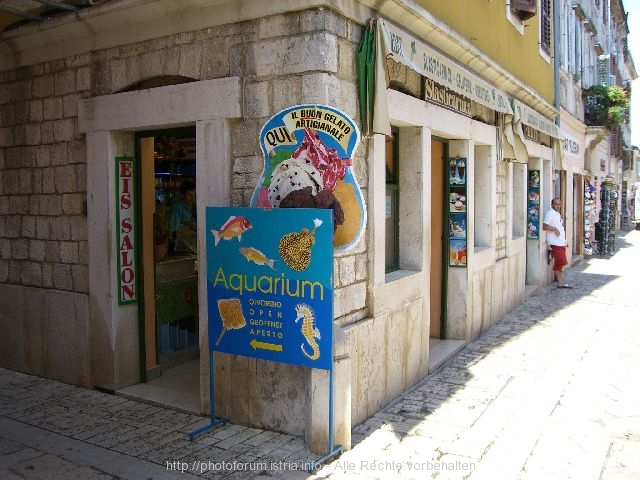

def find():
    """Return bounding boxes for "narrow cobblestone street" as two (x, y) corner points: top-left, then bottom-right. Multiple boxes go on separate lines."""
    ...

(2, 229), (640, 480)
(316, 228), (640, 480)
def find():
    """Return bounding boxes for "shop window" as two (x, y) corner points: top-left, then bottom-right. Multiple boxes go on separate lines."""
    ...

(511, 0), (536, 21)
(369, 90), (427, 318)
(376, 122), (424, 282)
(496, 160), (508, 260)
(512, 162), (526, 238)
(474, 145), (492, 249)
(385, 127), (400, 272)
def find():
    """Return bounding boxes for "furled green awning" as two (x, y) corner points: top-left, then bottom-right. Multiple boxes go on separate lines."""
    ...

(357, 19), (391, 137)
(357, 20), (375, 136)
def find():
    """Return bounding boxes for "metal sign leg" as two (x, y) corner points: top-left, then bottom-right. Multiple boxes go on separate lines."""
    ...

(309, 360), (344, 471)
(189, 349), (226, 440)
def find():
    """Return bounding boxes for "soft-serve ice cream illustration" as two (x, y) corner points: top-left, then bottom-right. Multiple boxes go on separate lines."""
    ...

(262, 128), (348, 227)
(268, 156), (323, 207)
(251, 105), (365, 251)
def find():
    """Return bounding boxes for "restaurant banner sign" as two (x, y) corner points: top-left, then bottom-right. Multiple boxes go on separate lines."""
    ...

(561, 131), (582, 161)
(378, 19), (513, 115)
(512, 99), (562, 139)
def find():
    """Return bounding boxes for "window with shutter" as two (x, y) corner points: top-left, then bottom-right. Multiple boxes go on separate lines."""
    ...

(610, 127), (621, 157)
(597, 55), (610, 86)
(540, 0), (551, 54)
(511, 0), (536, 21)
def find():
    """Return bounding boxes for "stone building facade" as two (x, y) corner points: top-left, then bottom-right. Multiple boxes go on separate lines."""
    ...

(1, 0), (576, 453)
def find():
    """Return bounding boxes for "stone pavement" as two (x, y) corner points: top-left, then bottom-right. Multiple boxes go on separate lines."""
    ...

(314, 228), (640, 480)
(2, 228), (640, 480)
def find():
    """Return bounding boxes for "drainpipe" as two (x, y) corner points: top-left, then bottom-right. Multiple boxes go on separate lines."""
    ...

(553, 0), (561, 121)
(553, 0), (561, 174)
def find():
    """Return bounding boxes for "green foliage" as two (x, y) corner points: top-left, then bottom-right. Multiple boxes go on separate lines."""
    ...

(583, 85), (630, 128)
(606, 85), (627, 104)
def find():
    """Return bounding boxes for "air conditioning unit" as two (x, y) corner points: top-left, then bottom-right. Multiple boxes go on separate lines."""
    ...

(511, 0), (536, 21)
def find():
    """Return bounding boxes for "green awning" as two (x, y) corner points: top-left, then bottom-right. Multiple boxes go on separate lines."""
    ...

(356, 19), (391, 137)
(357, 19), (375, 137)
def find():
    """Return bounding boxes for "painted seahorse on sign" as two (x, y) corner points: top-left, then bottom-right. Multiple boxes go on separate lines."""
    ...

(295, 303), (320, 360)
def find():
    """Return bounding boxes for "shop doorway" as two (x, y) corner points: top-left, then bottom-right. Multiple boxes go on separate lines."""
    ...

(430, 139), (445, 338)
(118, 127), (200, 413)
(573, 174), (584, 257)
(139, 127), (199, 370)
(428, 138), (464, 371)
(80, 76), (241, 412)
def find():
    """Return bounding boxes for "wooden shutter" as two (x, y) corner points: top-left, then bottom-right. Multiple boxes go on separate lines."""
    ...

(597, 55), (611, 86)
(541, 0), (551, 54)
(610, 127), (621, 157)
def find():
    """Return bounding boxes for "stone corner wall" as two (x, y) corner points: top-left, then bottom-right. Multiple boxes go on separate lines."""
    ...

(0, 56), (90, 294)
(0, 283), (91, 385)
(0, 51), (91, 382)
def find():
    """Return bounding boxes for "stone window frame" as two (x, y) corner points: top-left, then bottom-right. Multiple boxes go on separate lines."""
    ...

(512, 161), (527, 239)
(385, 126), (400, 273)
(368, 90), (430, 318)
(77, 77), (242, 390)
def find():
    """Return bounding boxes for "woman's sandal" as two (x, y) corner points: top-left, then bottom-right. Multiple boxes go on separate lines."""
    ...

(557, 284), (573, 289)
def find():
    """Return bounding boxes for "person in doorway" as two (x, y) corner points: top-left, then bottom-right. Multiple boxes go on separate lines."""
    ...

(169, 180), (196, 238)
(543, 197), (572, 288)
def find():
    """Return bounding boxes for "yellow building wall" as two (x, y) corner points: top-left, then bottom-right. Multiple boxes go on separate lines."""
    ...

(417, 0), (554, 104)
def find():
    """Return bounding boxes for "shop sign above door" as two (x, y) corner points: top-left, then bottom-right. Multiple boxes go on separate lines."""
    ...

(116, 157), (137, 304)
(206, 207), (334, 370)
(250, 104), (365, 252)
(424, 79), (472, 117)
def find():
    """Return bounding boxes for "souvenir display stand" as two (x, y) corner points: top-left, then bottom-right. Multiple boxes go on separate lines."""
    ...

(595, 180), (618, 255)
(583, 177), (598, 256)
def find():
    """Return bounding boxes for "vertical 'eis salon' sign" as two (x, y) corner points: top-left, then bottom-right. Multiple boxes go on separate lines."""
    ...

(117, 157), (137, 304)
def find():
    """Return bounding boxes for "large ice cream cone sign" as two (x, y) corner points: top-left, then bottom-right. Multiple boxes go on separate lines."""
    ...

(251, 105), (365, 251)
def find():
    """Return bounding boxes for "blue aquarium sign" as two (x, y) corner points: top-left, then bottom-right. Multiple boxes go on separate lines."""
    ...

(206, 207), (334, 370)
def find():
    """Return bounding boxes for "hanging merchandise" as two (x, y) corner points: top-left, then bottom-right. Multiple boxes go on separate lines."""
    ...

(620, 182), (628, 220)
(595, 180), (618, 255)
(583, 177), (598, 255)
(527, 170), (541, 238)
